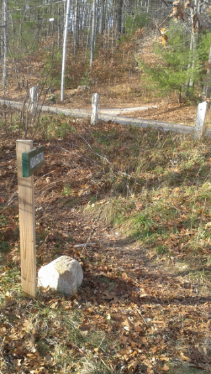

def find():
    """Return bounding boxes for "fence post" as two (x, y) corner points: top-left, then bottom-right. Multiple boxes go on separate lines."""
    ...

(16, 140), (36, 298)
(29, 86), (39, 115)
(91, 93), (99, 125)
(194, 101), (207, 140)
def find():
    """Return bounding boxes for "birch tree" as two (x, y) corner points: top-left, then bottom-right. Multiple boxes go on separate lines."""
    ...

(61, 0), (71, 101)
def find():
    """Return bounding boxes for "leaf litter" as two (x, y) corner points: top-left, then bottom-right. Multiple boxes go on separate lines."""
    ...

(1, 116), (211, 373)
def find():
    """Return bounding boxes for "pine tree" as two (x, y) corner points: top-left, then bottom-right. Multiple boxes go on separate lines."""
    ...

(138, 20), (211, 102)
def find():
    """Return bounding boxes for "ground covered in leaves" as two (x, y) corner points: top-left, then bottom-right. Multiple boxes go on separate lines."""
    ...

(123, 102), (200, 126)
(1, 73), (206, 127)
(1, 115), (211, 374)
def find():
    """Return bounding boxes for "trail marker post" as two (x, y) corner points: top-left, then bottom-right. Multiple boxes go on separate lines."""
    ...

(16, 140), (44, 298)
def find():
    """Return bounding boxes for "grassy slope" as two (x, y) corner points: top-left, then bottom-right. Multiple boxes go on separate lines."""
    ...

(1, 115), (211, 373)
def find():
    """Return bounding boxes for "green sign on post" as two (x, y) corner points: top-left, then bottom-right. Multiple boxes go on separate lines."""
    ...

(22, 145), (44, 177)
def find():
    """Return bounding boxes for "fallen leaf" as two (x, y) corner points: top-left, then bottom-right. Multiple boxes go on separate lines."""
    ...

(127, 360), (138, 373)
(162, 364), (169, 371)
(180, 352), (191, 362)
(120, 336), (128, 345)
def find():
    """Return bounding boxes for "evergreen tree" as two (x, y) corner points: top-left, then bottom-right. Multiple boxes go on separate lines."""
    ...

(138, 20), (211, 102)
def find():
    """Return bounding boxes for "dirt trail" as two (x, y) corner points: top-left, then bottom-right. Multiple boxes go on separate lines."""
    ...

(0, 98), (200, 135)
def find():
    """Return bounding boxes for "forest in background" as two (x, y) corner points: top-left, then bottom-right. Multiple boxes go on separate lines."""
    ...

(0, 0), (211, 107)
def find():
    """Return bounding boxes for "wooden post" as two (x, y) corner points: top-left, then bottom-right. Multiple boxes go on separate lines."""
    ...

(91, 93), (99, 125)
(194, 101), (207, 140)
(16, 140), (36, 298)
(29, 86), (39, 115)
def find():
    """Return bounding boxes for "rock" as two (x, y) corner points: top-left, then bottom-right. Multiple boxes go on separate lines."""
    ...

(38, 256), (83, 296)
(77, 85), (90, 90)
(69, 86), (90, 96)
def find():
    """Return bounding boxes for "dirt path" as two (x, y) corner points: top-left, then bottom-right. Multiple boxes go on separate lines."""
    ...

(50, 205), (211, 371)
(0, 98), (200, 135)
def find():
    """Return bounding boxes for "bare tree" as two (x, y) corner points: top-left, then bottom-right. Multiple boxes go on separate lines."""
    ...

(116, 0), (123, 36)
(186, 0), (200, 90)
(90, 0), (97, 66)
(73, 0), (79, 56)
(100, 0), (106, 34)
(203, 44), (211, 101)
(2, 0), (8, 86)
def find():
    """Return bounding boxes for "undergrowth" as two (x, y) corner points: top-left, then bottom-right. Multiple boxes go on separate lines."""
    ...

(84, 123), (211, 272)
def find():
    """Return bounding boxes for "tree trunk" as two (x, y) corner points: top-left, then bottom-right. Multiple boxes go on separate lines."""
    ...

(57, 6), (61, 48)
(73, 0), (79, 56)
(90, 0), (97, 66)
(2, 0), (8, 86)
(100, 0), (106, 34)
(85, 3), (92, 59)
(186, 0), (200, 91)
(116, 0), (123, 36)
(202, 44), (211, 100)
(61, 0), (71, 101)
(0, 5), (3, 61)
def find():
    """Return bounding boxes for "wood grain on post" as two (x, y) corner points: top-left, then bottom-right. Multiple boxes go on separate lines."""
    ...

(91, 93), (99, 125)
(16, 140), (36, 298)
(194, 101), (207, 140)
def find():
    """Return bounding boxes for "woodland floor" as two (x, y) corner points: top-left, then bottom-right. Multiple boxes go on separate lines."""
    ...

(1, 114), (211, 373)
(1, 74), (210, 127)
